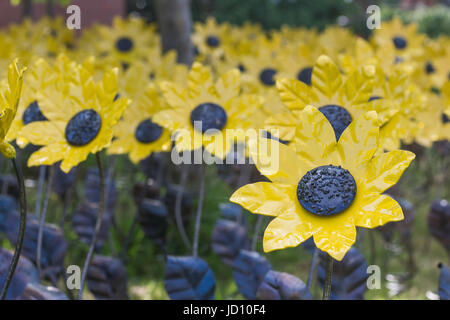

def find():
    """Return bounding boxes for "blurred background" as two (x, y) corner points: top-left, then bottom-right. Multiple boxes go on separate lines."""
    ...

(1, 0), (449, 39)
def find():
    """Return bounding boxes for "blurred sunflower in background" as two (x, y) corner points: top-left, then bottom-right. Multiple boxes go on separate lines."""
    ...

(371, 17), (425, 65)
(85, 16), (157, 70)
(108, 83), (171, 164)
(153, 62), (262, 159)
(20, 57), (130, 172)
(192, 17), (230, 64)
(231, 106), (415, 261)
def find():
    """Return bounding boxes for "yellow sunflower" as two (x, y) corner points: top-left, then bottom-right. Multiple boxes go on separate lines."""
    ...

(19, 58), (130, 173)
(231, 106), (415, 260)
(108, 83), (171, 164)
(265, 55), (389, 144)
(0, 60), (25, 159)
(81, 16), (157, 70)
(371, 17), (425, 64)
(192, 17), (231, 64)
(153, 62), (262, 159)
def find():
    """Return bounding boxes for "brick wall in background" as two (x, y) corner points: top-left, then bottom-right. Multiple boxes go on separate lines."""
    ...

(0, 0), (126, 29)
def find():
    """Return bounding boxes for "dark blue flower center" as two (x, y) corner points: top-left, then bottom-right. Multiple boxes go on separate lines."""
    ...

(22, 101), (47, 125)
(297, 165), (357, 216)
(206, 35), (220, 48)
(392, 36), (408, 50)
(318, 104), (353, 141)
(190, 103), (227, 133)
(237, 64), (246, 73)
(259, 68), (277, 86)
(135, 119), (163, 143)
(442, 113), (450, 124)
(368, 96), (383, 102)
(297, 67), (313, 86)
(425, 61), (436, 74)
(65, 109), (102, 146)
(116, 37), (134, 53)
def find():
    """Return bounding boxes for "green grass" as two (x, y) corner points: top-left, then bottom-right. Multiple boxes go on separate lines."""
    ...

(12, 144), (449, 300)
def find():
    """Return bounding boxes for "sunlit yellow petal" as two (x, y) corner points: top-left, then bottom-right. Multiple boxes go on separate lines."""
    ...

(354, 194), (403, 228)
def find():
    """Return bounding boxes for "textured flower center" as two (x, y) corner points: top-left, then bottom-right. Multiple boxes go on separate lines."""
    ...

(259, 68), (277, 86)
(135, 119), (163, 143)
(297, 67), (313, 86)
(116, 37), (134, 53)
(442, 113), (450, 124)
(392, 36), (407, 50)
(318, 104), (353, 140)
(22, 101), (47, 125)
(297, 165), (357, 216)
(425, 61), (436, 74)
(190, 102), (227, 133)
(65, 109), (102, 146)
(368, 96), (383, 102)
(206, 35), (220, 48)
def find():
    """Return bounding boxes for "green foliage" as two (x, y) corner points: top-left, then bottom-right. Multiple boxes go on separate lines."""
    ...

(192, 0), (361, 31)
(381, 4), (450, 38)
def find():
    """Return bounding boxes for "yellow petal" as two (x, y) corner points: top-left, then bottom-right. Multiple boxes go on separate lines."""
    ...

(264, 111), (297, 142)
(354, 194), (403, 228)
(312, 55), (342, 100)
(215, 68), (240, 102)
(338, 65), (375, 106)
(27, 143), (66, 167)
(294, 105), (337, 166)
(248, 137), (307, 185)
(174, 129), (203, 153)
(188, 62), (213, 98)
(276, 78), (315, 111)
(263, 212), (314, 252)
(230, 182), (297, 217)
(364, 150), (415, 194)
(0, 141), (16, 159)
(337, 111), (379, 169)
(19, 121), (63, 146)
(312, 219), (356, 261)
(159, 81), (188, 109)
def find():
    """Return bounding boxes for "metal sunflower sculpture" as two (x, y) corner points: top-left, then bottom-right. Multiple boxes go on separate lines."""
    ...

(20, 55), (130, 173)
(192, 17), (230, 65)
(371, 17), (425, 65)
(0, 60), (27, 300)
(231, 106), (415, 297)
(108, 83), (172, 164)
(153, 62), (262, 160)
(265, 55), (388, 144)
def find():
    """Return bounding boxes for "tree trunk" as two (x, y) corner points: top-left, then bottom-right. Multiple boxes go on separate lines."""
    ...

(46, 0), (55, 18)
(22, 0), (33, 19)
(155, 0), (194, 66)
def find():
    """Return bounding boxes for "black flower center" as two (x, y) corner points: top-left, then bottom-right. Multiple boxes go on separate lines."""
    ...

(206, 35), (220, 48)
(116, 37), (134, 53)
(297, 165), (357, 216)
(368, 96), (383, 102)
(237, 64), (246, 73)
(297, 67), (313, 86)
(442, 113), (450, 124)
(190, 103), (227, 133)
(65, 109), (102, 146)
(392, 36), (408, 50)
(22, 101), (47, 125)
(318, 104), (353, 141)
(259, 68), (277, 86)
(425, 61), (436, 74)
(135, 119), (163, 143)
